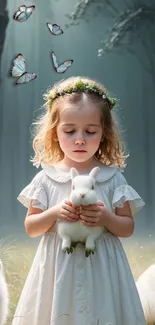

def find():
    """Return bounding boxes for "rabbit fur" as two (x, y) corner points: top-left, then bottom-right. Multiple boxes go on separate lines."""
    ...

(136, 264), (155, 324)
(0, 259), (9, 325)
(57, 166), (104, 256)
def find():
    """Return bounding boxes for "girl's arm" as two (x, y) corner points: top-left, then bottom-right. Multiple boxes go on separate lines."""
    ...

(103, 201), (134, 237)
(24, 200), (80, 238)
(24, 202), (58, 237)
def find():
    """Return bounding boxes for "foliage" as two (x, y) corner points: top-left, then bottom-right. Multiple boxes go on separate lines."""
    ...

(65, 1), (155, 83)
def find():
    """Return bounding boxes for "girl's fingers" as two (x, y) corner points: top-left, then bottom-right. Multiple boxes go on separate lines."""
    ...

(96, 201), (105, 206)
(62, 211), (79, 220)
(80, 215), (99, 223)
(81, 220), (97, 227)
(61, 205), (80, 219)
(62, 203), (80, 215)
(81, 204), (99, 211)
(65, 200), (80, 209)
(60, 214), (78, 222)
(80, 209), (99, 216)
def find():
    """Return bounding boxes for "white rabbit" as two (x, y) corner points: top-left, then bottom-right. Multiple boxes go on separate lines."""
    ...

(0, 259), (9, 325)
(57, 166), (104, 256)
(136, 264), (155, 324)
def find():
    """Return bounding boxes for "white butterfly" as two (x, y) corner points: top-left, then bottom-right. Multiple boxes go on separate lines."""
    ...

(47, 23), (63, 36)
(10, 53), (37, 84)
(13, 5), (35, 22)
(51, 51), (73, 74)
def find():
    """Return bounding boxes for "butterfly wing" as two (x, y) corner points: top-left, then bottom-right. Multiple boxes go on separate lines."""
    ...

(51, 51), (58, 69)
(57, 60), (73, 73)
(61, 60), (73, 67)
(10, 53), (26, 77)
(47, 23), (63, 35)
(25, 5), (35, 18)
(19, 5), (26, 12)
(53, 24), (63, 35)
(15, 12), (28, 22)
(14, 5), (35, 21)
(16, 72), (37, 84)
(56, 65), (68, 73)
(13, 5), (26, 20)
(13, 10), (22, 20)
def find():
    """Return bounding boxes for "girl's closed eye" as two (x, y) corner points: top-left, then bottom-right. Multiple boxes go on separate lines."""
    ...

(64, 130), (96, 134)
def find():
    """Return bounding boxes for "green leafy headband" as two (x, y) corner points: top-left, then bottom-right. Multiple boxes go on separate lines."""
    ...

(50, 80), (116, 110)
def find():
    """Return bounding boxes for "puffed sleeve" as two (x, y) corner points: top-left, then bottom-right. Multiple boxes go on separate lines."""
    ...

(111, 170), (145, 215)
(17, 171), (48, 210)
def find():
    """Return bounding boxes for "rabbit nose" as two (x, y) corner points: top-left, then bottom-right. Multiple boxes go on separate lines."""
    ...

(80, 193), (85, 198)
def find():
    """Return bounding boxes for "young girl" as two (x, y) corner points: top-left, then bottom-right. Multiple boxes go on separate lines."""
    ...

(12, 76), (146, 325)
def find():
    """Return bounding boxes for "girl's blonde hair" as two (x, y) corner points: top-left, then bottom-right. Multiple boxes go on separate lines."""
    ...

(31, 76), (128, 168)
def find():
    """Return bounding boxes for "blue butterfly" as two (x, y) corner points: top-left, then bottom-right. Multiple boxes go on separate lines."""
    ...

(47, 23), (63, 36)
(13, 5), (35, 22)
(51, 51), (73, 73)
(10, 53), (37, 84)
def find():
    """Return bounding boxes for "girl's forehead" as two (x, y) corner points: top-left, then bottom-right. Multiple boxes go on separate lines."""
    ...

(59, 102), (101, 121)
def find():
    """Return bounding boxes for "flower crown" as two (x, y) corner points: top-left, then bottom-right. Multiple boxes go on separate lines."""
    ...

(50, 80), (116, 110)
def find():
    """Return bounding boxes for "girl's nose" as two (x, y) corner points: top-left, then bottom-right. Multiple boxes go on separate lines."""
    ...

(75, 138), (86, 145)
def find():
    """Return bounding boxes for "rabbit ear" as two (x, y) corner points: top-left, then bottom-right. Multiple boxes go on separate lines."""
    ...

(89, 166), (100, 179)
(70, 167), (79, 179)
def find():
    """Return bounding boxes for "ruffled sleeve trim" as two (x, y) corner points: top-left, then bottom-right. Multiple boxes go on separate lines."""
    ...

(41, 163), (118, 183)
(112, 184), (145, 215)
(17, 171), (48, 210)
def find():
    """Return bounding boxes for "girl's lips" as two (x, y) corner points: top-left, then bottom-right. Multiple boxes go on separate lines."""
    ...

(74, 150), (86, 152)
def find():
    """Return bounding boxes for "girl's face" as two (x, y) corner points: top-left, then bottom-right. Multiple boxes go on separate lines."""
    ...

(56, 99), (103, 167)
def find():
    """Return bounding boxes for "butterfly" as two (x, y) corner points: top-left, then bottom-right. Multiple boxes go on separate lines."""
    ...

(47, 23), (63, 35)
(51, 51), (73, 74)
(13, 5), (35, 22)
(10, 53), (37, 84)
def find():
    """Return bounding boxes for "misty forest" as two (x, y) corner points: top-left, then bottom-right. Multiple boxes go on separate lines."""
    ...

(0, 1), (155, 323)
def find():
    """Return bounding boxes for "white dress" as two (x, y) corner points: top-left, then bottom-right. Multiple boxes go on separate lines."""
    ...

(12, 163), (146, 325)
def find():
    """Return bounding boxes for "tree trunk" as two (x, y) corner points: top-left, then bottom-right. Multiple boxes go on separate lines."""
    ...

(0, 0), (9, 76)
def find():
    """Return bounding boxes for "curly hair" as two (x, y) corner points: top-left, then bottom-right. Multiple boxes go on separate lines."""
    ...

(31, 76), (128, 168)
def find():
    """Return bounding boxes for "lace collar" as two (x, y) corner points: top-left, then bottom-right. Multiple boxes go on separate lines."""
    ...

(41, 163), (118, 183)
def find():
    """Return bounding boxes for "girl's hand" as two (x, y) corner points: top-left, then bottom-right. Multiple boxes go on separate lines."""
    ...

(57, 200), (80, 223)
(80, 201), (108, 227)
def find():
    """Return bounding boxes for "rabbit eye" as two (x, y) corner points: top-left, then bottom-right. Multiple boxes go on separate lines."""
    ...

(92, 185), (94, 189)
(73, 185), (75, 190)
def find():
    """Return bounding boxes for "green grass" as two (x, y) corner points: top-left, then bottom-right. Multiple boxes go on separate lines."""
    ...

(0, 237), (37, 325)
(0, 236), (155, 325)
